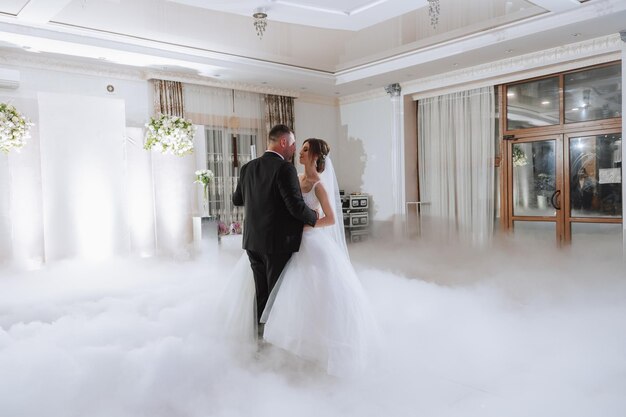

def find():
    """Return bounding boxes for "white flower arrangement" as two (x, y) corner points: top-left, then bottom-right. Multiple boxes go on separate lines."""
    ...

(195, 169), (215, 216)
(512, 146), (528, 167)
(144, 114), (196, 156)
(0, 103), (33, 154)
(194, 169), (215, 187)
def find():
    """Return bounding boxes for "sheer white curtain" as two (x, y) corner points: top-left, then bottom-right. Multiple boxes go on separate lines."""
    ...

(184, 85), (265, 227)
(418, 86), (495, 244)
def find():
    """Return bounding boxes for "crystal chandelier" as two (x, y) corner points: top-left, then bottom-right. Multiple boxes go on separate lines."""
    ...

(253, 11), (268, 39)
(427, 0), (440, 29)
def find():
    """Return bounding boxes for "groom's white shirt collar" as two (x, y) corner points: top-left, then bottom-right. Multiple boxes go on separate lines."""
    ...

(265, 150), (284, 160)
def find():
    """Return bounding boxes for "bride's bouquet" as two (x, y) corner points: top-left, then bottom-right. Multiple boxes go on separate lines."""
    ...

(0, 103), (33, 154)
(144, 114), (196, 156)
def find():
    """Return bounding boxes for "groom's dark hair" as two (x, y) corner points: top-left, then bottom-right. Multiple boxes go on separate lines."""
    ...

(268, 124), (293, 143)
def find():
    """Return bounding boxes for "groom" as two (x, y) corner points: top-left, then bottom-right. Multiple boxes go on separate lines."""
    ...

(232, 124), (317, 331)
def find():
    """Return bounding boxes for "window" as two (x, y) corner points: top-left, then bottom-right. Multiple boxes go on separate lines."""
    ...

(504, 62), (622, 132)
(205, 128), (258, 228)
(564, 64), (622, 123)
(506, 76), (559, 130)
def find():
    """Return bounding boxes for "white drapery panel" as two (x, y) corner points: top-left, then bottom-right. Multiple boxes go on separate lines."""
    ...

(184, 85), (265, 226)
(418, 86), (495, 244)
(38, 93), (129, 261)
(0, 93), (199, 265)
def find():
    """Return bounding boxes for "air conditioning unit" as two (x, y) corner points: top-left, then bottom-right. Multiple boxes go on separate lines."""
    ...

(0, 68), (20, 89)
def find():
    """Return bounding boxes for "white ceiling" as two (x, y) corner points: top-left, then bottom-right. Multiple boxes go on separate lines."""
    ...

(0, 0), (624, 97)
(166, 0), (428, 30)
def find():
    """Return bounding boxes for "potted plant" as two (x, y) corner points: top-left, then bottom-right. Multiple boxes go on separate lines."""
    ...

(535, 173), (553, 209)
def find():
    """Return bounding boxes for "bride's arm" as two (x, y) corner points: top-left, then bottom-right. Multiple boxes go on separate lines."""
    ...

(311, 183), (335, 228)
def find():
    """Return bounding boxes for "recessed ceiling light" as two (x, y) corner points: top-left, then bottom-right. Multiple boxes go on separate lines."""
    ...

(541, 100), (550, 105)
(571, 107), (579, 111)
(507, 92), (515, 98)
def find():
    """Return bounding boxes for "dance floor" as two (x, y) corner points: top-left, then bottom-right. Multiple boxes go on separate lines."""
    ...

(0, 235), (624, 417)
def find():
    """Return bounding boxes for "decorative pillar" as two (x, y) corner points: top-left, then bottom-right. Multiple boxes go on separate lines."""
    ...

(621, 30), (626, 252)
(385, 83), (406, 237)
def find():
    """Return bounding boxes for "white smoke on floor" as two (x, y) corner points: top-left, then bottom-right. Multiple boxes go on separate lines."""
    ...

(0, 235), (624, 417)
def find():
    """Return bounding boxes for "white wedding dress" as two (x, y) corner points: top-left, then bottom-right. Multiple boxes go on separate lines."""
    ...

(219, 159), (378, 376)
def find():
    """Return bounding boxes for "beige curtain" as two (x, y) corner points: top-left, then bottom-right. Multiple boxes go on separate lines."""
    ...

(264, 94), (294, 132)
(153, 80), (185, 117)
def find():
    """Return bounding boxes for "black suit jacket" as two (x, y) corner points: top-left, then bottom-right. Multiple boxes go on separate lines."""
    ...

(232, 152), (317, 254)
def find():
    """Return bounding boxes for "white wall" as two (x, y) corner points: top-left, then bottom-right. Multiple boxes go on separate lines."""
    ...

(338, 95), (394, 222)
(0, 65), (151, 127)
(294, 98), (340, 167)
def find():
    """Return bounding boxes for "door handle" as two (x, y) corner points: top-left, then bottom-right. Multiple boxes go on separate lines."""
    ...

(550, 190), (561, 210)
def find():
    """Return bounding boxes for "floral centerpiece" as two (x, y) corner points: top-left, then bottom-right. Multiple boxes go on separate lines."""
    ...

(0, 103), (33, 154)
(512, 146), (528, 167)
(229, 221), (242, 235)
(194, 169), (214, 215)
(144, 114), (196, 156)
(218, 221), (230, 236)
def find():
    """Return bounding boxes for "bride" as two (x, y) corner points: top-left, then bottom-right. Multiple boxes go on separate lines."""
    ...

(220, 138), (378, 377)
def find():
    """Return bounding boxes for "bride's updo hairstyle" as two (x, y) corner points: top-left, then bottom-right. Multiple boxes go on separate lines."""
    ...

(303, 138), (330, 173)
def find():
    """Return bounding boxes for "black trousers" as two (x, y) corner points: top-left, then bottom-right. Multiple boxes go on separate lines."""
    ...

(246, 250), (293, 323)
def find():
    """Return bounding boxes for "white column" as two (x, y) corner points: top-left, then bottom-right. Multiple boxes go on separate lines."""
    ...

(385, 83), (406, 237)
(621, 31), (626, 253)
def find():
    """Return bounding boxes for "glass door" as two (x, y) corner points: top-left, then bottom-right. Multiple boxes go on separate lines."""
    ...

(501, 62), (622, 247)
(564, 130), (622, 251)
(506, 131), (622, 246)
(507, 135), (564, 244)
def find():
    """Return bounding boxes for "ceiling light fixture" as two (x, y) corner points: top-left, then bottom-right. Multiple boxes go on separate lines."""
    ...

(253, 10), (268, 39)
(428, 0), (440, 29)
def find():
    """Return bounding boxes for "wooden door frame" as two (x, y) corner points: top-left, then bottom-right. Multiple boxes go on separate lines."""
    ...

(506, 134), (565, 244)
(498, 61), (622, 244)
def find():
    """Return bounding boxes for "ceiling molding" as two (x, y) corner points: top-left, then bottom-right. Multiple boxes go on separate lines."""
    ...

(144, 71), (300, 97)
(339, 88), (387, 105)
(296, 93), (339, 106)
(0, 50), (301, 97)
(0, 50), (145, 81)
(404, 34), (622, 99)
(334, 0), (626, 84)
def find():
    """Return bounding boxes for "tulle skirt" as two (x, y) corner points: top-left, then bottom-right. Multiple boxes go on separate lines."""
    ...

(218, 228), (378, 376)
